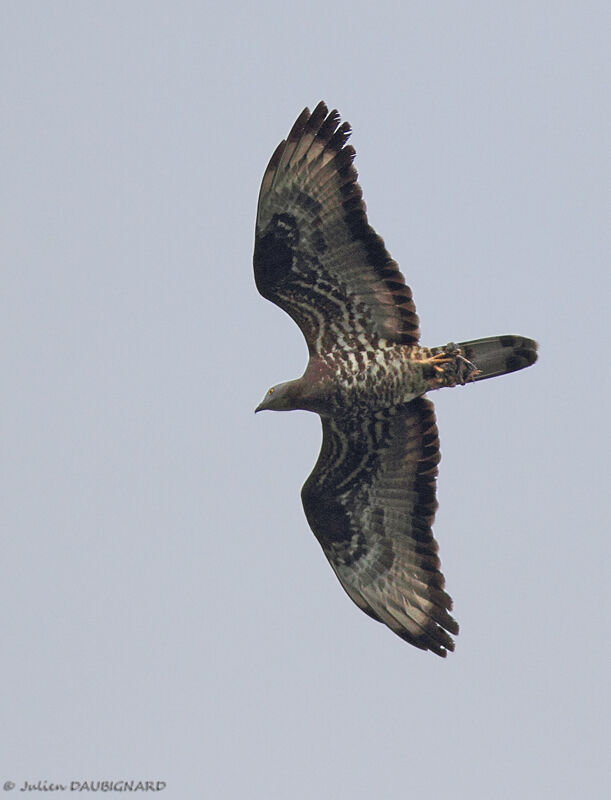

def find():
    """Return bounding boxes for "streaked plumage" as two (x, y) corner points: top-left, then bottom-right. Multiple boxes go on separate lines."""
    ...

(254, 102), (537, 656)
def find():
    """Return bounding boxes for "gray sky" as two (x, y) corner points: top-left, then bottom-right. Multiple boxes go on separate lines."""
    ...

(2, 2), (609, 798)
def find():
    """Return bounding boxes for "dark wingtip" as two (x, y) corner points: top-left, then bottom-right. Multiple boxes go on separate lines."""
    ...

(311, 100), (328, 118)
(287, 106), (312, 143)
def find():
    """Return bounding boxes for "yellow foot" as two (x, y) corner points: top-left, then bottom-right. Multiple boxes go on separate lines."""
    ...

(428, 345), (480, 387)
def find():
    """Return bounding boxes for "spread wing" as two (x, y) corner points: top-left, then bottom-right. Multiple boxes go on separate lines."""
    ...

(301, 397), (458, 656)
(254, 102), (419, 356)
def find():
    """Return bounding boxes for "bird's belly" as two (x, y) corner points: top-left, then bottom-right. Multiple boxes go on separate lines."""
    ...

(328, 348), (430, 413)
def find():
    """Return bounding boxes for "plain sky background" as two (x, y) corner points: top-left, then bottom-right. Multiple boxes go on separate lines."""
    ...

(2, 2), (609, 798)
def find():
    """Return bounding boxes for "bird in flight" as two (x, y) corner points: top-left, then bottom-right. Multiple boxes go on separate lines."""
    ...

(253, 102), (537, 656)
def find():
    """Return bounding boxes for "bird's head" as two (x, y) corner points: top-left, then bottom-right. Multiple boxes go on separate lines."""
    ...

(255, 382), (297, 412)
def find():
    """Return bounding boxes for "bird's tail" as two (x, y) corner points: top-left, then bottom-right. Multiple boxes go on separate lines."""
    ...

(456, 335), (538, 382)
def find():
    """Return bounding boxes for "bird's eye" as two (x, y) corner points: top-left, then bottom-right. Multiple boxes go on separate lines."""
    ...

(268, 388), (274, 395)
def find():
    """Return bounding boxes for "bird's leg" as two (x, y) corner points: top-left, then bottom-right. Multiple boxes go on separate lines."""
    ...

(426, 344), (481, 388)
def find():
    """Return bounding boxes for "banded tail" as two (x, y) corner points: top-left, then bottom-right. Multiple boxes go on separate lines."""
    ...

(457, 335), (538, 382)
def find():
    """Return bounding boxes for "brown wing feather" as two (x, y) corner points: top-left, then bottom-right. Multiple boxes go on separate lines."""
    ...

(301, 397), (458, 657)
(254, 102), (419, 356)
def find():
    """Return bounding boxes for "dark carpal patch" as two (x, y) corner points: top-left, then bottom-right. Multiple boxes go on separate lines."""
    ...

(302, 492), (367, 565)
(253, 213), (299, 294)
